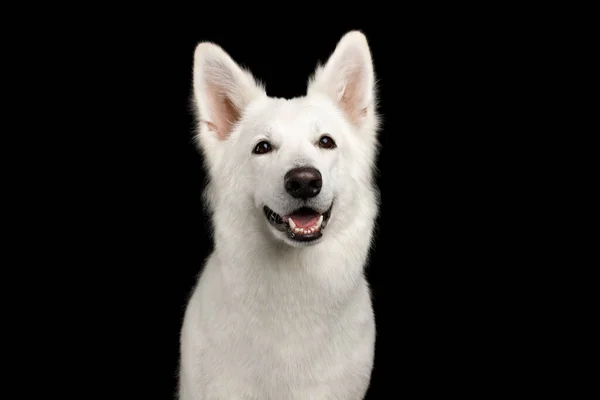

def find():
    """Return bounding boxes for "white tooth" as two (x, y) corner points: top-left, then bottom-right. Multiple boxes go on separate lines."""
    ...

(316, 215), (323, 228)
(288, 218), (296, 229)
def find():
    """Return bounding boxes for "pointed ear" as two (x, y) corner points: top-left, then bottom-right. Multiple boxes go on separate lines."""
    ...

(193, 42), (265, 141)
(308, 31), (376, 126)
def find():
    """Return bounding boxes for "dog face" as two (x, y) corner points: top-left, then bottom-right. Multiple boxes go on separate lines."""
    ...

(193, 31), (379, 247)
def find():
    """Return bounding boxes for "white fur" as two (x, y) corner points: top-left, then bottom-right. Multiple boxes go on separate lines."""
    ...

(179, 31), (381, 399)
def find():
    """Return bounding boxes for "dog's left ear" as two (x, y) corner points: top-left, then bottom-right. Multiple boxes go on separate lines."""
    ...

(308, 31), (376, 127)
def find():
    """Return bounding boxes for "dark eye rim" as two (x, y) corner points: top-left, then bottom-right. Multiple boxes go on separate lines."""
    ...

(317, 134), (337, 149)
(252, 140), (273, 155)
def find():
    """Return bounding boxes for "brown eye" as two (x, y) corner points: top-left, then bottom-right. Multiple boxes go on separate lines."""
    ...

(318, 135), (336, 149)
(253, 140), (272, 155)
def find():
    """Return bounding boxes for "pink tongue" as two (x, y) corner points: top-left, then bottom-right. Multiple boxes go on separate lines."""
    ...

(290, 214), (320, 228)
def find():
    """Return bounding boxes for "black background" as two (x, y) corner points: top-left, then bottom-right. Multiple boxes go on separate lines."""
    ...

(46, 16), (514, 399)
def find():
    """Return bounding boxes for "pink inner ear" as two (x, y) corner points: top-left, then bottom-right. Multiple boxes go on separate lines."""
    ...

(207, 83), (240, 140)
(339, 69), (367, 126)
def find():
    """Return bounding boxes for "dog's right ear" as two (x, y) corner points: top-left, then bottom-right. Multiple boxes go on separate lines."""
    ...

(193, 43), (265, 142)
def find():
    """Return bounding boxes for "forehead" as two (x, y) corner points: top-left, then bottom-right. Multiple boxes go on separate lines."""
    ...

(244, 95), (344, 139)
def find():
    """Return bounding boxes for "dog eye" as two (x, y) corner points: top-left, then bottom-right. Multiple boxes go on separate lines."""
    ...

(253, 140), (273, 155)
(317, 135), (336, 149)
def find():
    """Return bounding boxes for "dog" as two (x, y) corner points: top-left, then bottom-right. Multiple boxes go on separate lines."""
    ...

(179, 30), (381, 400)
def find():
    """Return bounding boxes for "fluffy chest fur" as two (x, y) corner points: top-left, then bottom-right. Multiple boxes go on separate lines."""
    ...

(180, 244), (376, 399)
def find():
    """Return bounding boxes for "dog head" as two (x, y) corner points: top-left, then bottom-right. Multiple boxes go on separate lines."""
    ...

(193, 31), (379, 248)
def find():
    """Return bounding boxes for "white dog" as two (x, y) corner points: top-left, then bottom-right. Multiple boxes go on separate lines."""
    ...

(179, 30), (381, 400)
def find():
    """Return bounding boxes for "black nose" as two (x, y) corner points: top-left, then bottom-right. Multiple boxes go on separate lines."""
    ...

(284, 167), (322, 199)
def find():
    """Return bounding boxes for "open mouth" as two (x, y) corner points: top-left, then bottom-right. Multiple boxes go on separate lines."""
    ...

(263, 203), (333, 242)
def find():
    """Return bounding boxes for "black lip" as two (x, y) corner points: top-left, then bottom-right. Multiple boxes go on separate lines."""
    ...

(263, 203), (333, 242)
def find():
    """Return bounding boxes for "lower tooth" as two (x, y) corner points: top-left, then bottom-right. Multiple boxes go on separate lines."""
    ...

(292, 226), (324, 235)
